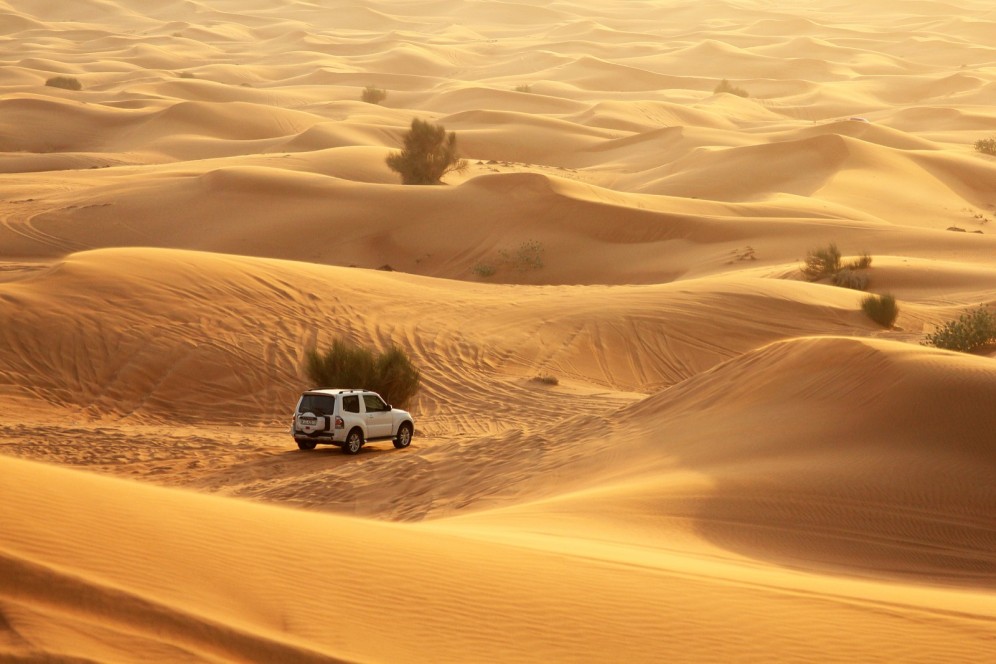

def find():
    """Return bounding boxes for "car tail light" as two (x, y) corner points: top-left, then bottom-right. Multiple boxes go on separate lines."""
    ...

(334, 416), (344, 429)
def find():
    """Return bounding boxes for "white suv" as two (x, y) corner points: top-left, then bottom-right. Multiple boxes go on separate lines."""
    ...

(291, 389), (415, 454)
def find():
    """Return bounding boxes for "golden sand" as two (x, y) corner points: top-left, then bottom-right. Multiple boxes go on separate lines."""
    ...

(1, 1), (994, 661)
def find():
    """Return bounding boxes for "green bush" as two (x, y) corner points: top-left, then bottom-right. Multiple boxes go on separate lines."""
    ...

(803, 243), (873, 288)
(922, 306), (996, 353)
(386, 118), (467, 185)
(472, 262), (496, 278)
(305, 339), (421, 408)
(802, 242), (842, 280)
(832, 267), (869, 291)
(862, 294), (898, 327)
(846, 252), (872, 270)
(373, 346), (421, 409)
(975, 137), (996, 156)
(714, 79), (748, 97)
(361, 85), (387, 104)
(499, 239), (544, 271)
(45, 75), (81, 91)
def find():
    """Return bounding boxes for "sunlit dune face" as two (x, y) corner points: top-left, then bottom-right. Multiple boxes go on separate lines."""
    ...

(0, 1), (995, 662)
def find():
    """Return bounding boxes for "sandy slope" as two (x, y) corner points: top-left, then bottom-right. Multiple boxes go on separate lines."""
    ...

(2, 0), (996, 661)
(4, 247), (994, 430)
(2, 337), (994, 662)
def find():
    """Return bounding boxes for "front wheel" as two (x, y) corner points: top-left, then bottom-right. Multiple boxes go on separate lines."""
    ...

(343, 429), (363, 455)
(393, 423), (413, 449)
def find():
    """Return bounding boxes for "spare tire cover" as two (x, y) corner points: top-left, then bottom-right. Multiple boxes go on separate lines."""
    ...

(298, 412), (322, 435)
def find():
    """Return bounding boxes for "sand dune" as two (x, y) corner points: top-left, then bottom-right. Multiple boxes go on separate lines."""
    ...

(2, 0), (996, 661)
(2, 337), (994, 662)
(0, 247), (900, 425)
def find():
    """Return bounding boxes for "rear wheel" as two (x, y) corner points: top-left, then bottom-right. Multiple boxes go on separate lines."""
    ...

(394, 423), (413, 449)
(297, 439), (317, 450)
(343, 429), (363, 455)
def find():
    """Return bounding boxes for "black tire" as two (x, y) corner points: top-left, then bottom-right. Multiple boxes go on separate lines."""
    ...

(297, 439), (317, 450)
(343, 429), (363, 455)
(393, 423), (413, 449)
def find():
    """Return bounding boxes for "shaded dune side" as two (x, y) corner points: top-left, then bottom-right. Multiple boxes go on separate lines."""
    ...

(624, 336), (996, 583)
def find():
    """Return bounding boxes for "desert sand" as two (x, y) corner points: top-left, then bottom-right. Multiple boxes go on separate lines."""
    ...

(1, 0), (995, 661)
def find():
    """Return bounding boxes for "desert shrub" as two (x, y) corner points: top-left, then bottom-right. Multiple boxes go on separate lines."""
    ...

(974, 137), (996, 156)
(306, 339), (375, 392)
(846, 252), (872, 270)
(922, 306), (996, 353)
(802, 243), (873, 287)
(832, 267), (869, 291)
(802, 242), (842, 280)
(179, 71), (196, 79)
(531, 374), (559, 386)
(514, 84), (532, 93)
(862, 294), (898, 327)
(305, 338), (421, 408)
(472, 262), (496, 278)
(386, 118), (467, 185)
(361, 85), (387, 104)
(499, 239), (544, 271)
(45, 75), (81, 91)
(731, 246), (756, 262)
(372, 346), (421, 409)
(714, 79), (748, 97)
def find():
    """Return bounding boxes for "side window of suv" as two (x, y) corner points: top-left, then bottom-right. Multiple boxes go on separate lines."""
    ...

(363, 394), (388, 412)
(342, 395), (360, 413)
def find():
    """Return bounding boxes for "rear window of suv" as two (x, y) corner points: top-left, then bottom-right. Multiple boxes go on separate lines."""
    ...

(342, 395), (360, 413)
(298, 394), (336, 416)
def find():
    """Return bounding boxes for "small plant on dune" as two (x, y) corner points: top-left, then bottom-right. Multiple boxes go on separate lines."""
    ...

(531, 374), (559, 386)
(714, 78), (749, 98)
(922, 306), (996, 353)
(373, 345), (422, 409)
(499, 239), (545, 272)
(179, 71), (197, 79)
(514, 84), (532, 93)
(472, 241), (545, 279)
(45, 75), (81, 91)
(846, 252), (873, 270)
(728, 246), (757, 263)
(386, 118), (467, 185)
(802, 242), (842, 280)
(803, 243), (872, 288)
(832, 268), (869, 291)
(472, 262), (496, 278)
(862, 293), (899, 328)
(361, 85), (387, 105)
(974, 137), (996, 156)
(306, 338), (420, 408)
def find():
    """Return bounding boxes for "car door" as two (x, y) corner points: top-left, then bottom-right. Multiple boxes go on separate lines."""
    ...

(362, 393), (393, 439)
